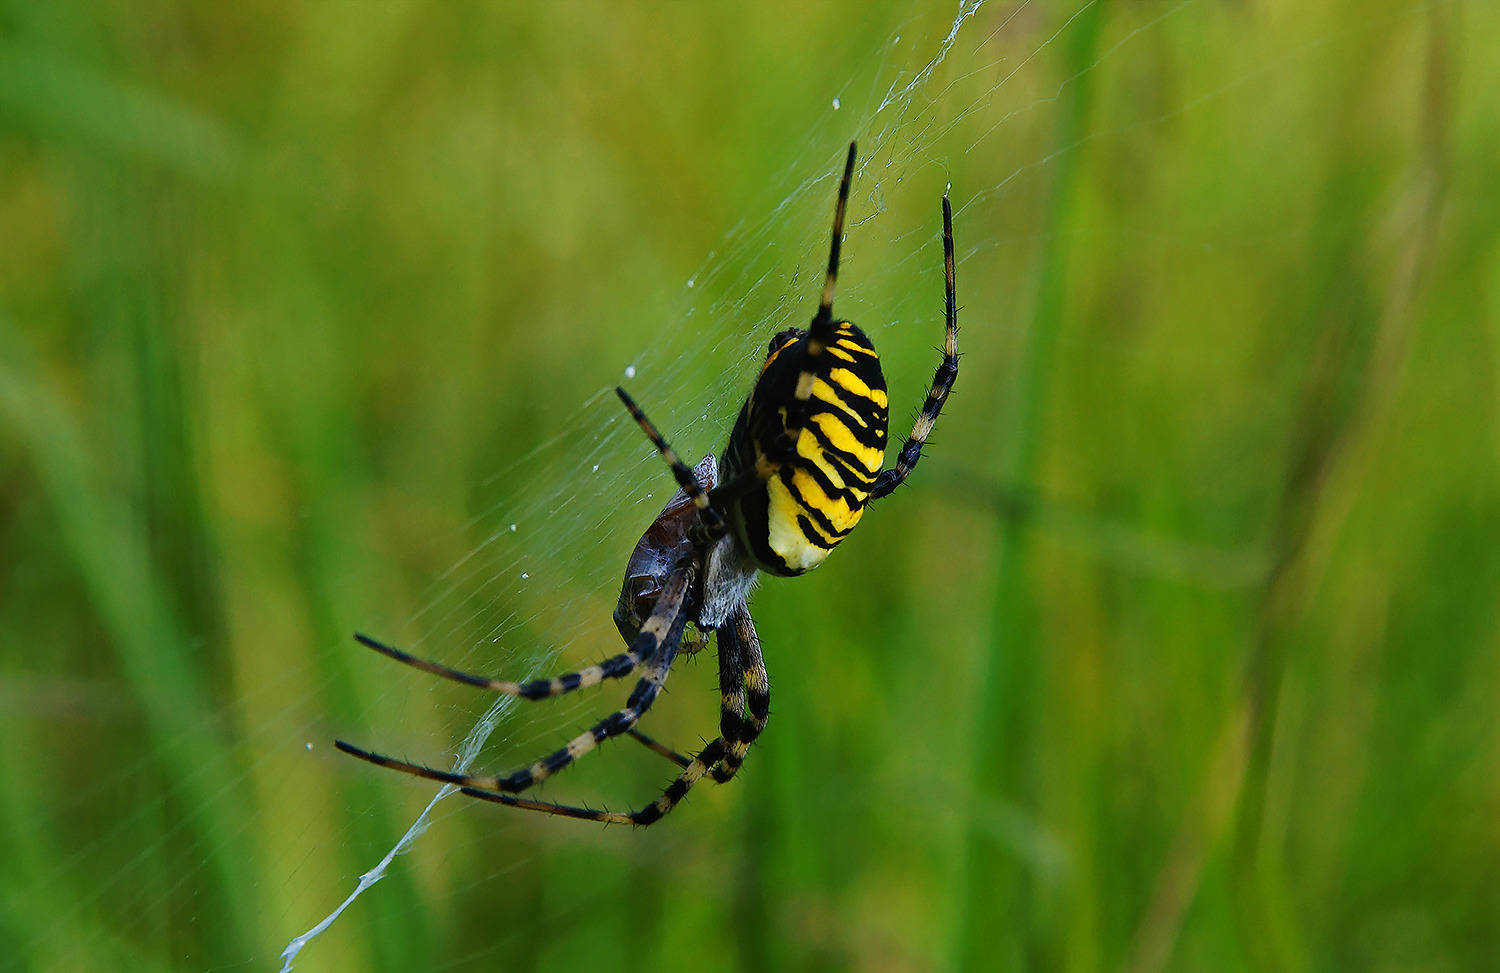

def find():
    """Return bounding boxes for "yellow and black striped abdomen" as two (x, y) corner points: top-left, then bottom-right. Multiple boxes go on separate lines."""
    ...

(723, 323), (888, 576)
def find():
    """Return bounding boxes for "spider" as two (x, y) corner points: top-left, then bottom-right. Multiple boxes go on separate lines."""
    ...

(337, 141), (958, 825)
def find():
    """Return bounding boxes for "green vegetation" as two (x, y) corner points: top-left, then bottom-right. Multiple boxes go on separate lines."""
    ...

(1, 2), (1496, 971)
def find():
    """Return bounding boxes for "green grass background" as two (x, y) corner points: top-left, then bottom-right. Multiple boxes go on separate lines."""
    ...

(2, 2), (1497, 971)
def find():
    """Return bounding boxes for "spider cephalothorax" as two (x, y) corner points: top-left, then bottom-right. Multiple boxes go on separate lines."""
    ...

(338, 142), (959, 825)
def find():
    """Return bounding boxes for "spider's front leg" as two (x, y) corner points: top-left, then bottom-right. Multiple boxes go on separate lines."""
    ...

(870, 193), (959, 500)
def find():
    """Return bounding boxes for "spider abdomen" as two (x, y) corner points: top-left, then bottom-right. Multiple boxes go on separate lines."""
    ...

(725, 322), (889, 576)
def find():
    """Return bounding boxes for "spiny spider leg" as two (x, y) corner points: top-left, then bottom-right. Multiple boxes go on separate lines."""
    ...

(623, 619), (751, 779)
(615, 622), (768, 823)
(705, 610), (746, 781)
(453, 595), (700, 824)
(811, 140), (857, 342)
(784, 141), (858, 451)
(711, 607), (769, 783)
(453, 606), (764, 824)
(870, 192), (959, 499)
(622, 610), (762, 784)
(335, 563), (694, 796)
(353, 632), (654, 702)
(350, 635), (697, 767)
(461, 727), (733, 826)
(625, 728), (692, 769)
(456, 737), (728, 825)
(615, 386), (725, 540)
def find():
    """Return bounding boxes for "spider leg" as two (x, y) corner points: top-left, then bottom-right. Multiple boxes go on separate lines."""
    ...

(623, 629), (749, 778)
(621, 626), (744, 775)
(704, 607), (746, 780)
(784, 141), (858, 451)
(711, 606), (768, 783)
(625, 728), (691, 769)
(352, 631), (657, 701)
(483, 574), (691, 792)
(870, 191), (959, 500)
(621, 652), (759, 823)
(809, 140), (857, 346)
(458, 735), (731, 826)
(336, 563), (694, 794)
(443, 600), (762, 826)
(615, 386), (727, 539)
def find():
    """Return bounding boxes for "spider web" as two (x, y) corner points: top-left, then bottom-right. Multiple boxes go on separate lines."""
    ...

(0, 1), (1448, 970)
(276, 2), (1445, 966)
(272, 5), (1057, 963)
(280, 7), (999, 960)
(282, 2), (1455, 967)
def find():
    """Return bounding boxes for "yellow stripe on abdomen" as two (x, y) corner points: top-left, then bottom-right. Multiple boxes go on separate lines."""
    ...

(806, 412), (883, 481)
(763, 472), (866, 573)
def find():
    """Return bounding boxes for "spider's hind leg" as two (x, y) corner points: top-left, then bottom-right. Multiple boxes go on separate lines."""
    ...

(626, 728), (691, 769)
(459, 606), (767, 825)
(459, 734), (733, 827)
(353, 631), (655, 702)
(457, 564), (695, 796)
(338, 562), (697, 805)
(623, 613), (751, 782)
(710, 607), (769, 783)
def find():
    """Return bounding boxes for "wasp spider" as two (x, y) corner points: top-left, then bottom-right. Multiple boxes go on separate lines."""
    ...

(337, 142), (959, 825)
